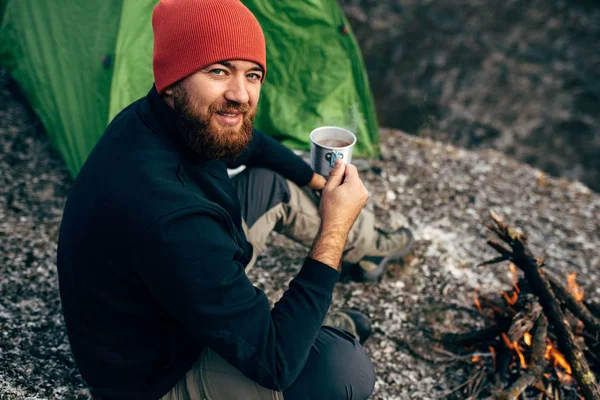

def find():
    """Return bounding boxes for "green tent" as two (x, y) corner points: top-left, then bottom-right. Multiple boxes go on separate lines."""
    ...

(0, 0), (379, 177)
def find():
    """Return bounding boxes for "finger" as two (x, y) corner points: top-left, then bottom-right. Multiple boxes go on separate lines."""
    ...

(342, 163), (359, 181)
(326, 159), (345, 188)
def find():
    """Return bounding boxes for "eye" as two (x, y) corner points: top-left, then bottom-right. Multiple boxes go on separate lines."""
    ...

(247, 72), (262, 81)
(210, 69), (226, 75)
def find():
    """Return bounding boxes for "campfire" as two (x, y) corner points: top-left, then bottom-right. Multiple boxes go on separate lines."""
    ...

(407, 212), (600, 399)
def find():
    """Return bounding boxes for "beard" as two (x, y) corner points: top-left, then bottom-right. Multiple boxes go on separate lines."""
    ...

(171, 84), (255, 161)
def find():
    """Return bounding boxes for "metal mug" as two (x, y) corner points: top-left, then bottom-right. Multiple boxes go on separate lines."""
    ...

(309, 126), (357, 176)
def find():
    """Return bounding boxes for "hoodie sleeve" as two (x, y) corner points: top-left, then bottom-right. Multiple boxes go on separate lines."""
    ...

(228, 129), (314, 187)
(134, 207), (339, 391)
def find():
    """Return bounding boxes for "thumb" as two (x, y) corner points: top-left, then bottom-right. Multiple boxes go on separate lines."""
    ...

(326, 159), (345, 188)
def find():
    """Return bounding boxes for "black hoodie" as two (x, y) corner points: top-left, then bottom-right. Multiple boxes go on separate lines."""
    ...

(56, 86), (339, 399)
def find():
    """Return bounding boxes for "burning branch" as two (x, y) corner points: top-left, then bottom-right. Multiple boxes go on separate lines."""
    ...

(485, 210), (600, 400)
(507, 294), (542, 342)
(546, 272), (600, 334)
(498, 315), (548, 400)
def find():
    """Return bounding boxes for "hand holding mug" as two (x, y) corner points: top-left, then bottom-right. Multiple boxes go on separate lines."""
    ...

(319, 159), (369, 237)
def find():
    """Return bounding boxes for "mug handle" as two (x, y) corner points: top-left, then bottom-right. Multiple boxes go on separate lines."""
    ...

(329, 151), (343, 168)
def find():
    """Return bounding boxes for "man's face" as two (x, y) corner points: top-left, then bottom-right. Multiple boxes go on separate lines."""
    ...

(165, 60), (263, 161)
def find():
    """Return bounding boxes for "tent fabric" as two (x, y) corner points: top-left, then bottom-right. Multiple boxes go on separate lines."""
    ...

(244, 1), (379, 156)
(0, 1), (122, 176)
(1, 0), (379, 177)
(107, 1), (155, 122)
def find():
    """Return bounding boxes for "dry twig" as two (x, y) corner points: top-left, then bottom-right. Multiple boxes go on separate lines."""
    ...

(486, 211), (600, 400)
(508, 294), (543, 342)
(478, 255), (510, 267)
(546, 272), (600, 334)
(498, 315), (548, 400)
(440, 318), (512, 346)
(436, 368), (485, 398)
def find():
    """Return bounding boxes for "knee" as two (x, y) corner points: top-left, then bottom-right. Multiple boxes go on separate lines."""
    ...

(247, 167), (284, 185)
(324, 329), (376, 399)
(247, 167), (290, 200)
(285, 327), (376, 400)
(246, 166), (276, 180)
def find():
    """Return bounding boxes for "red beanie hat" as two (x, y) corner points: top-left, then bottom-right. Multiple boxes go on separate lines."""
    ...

(152, 0), (267, 94)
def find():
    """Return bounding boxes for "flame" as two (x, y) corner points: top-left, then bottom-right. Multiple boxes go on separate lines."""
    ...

(474, 287), (483, 313)
(502, 333), (514, 349)
(545, 342), (572, 375)
(471, 355), (481, 363)
(552, 351), (572, 375)
(501, 333), (528, 368)
(557, 370), (575, 386)
(509, 263), (520, 293)
(514, 343), (527, 369)
(502, 290), (519, 306)
(524, 333), (532, 346)
(567, 273), (584, 302)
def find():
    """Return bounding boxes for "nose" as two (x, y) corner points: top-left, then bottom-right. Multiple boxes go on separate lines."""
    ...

(224, 75), (250, 105)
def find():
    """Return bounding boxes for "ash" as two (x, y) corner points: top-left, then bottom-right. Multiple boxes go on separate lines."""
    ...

(1, 71), (598, 399)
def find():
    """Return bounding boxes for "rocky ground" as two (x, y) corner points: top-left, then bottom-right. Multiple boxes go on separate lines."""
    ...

(2, 70), (599, 399)
(339, 0), (600, 193)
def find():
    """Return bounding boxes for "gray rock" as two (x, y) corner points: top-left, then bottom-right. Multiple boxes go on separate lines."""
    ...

(339, 0), (600, 192)
(2, 71), (599, 399)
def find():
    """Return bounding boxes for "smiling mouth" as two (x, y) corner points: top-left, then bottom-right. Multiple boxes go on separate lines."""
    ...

(215, 111), (243, 126)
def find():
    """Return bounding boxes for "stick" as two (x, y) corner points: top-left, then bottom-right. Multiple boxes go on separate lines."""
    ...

(487, 240), (512, 258)
(393, 337), (446, 364)
(533, 381), (554, 399)
(440, 318), (512, 346)
(498, 315), (548, 400)
(436, 368), (484, 398)
(478, 255), (510, 267)
(490, 345), (512, 398)
(508, 294), (542, 342)
(546, 273), (600, 334)
(586, 301), (600, 319)
(486, 211), (600, 400)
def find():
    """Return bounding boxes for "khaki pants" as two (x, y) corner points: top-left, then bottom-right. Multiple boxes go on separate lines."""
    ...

(161, 346), (283, 400)
(161, 327), (375, 400)
(238, 168), (380, 268)
(162, 168), (378, 400)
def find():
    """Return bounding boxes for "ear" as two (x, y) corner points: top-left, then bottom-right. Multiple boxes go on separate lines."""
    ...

(164, 79), (184, 96)
(160, 84), (177, 109)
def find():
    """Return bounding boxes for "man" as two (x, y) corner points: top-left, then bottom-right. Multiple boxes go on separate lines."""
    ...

(57, 0), (413, 398)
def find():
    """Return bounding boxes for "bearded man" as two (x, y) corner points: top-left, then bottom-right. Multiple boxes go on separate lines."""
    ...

(56, 0), (413, 398)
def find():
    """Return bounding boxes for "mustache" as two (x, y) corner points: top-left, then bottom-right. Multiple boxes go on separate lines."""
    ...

(209, 101), (252, 115)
